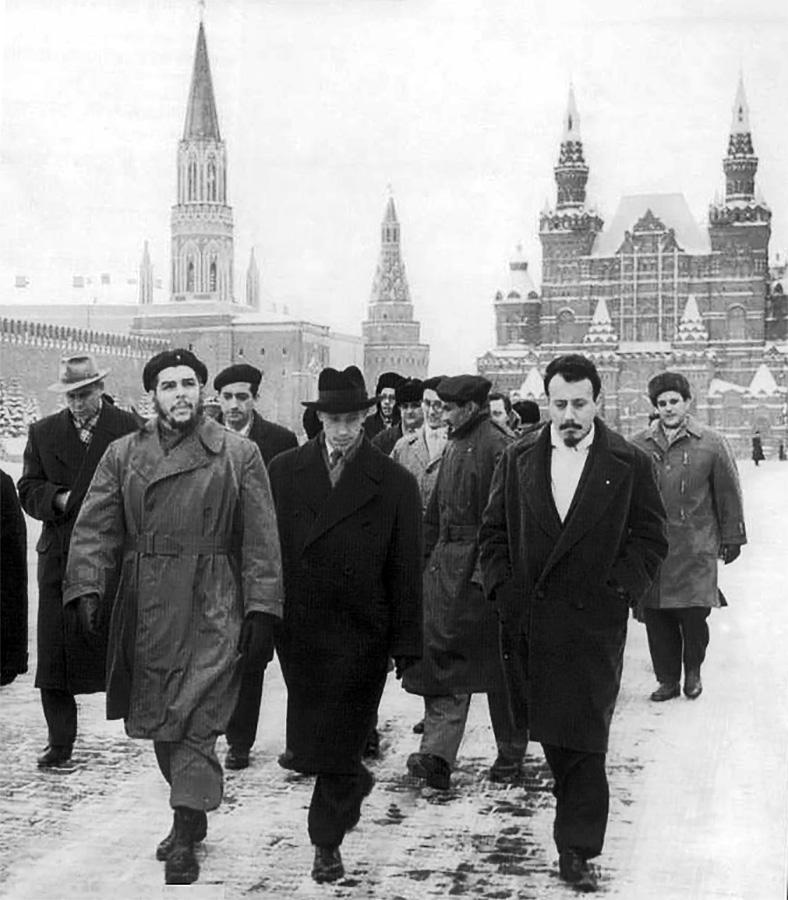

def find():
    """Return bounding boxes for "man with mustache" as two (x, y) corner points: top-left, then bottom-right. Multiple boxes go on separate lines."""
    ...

(480, 354), (667, 892)
(63, 349), (283, 886)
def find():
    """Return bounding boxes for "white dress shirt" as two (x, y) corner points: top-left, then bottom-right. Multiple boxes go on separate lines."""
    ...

(424, 425), (447, 460)
(550, 422), (595, 522)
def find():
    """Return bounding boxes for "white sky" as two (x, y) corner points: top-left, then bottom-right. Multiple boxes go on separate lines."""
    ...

(1, 0), (787, 374)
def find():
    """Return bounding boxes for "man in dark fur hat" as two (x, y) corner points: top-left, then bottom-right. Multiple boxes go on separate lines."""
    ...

(268, 365), (422, 884)
(362, 371), (405, 439)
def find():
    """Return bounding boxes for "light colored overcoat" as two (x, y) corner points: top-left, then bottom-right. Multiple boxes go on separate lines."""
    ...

(391, 426), (446, 511)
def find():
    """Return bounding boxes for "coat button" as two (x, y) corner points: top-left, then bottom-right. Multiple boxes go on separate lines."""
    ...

(503, 652), (510, 661)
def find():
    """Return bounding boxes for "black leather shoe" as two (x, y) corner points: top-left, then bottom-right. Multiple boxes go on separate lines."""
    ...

(156, 809), (207, 860)
(412, 719), (425, 734)
(684, 670), (703, 699)
(406, 752), (451, 790)
(489, 753), (523, 783)
(559, 849), (598, 892)
(164, 808), (201, 885)
(278, 748), (296, 770)
(649, 681), (680, 702)
(224, 747), (249, 770)
(37, 745), (72, 769)
(312, 845), (344, 883)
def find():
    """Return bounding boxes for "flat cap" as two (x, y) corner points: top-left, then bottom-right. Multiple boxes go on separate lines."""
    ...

(648, 371), (691, 405)
(395, 378), (424, 404)
(437, 374), (491, 405)
(214, 363), (262, 394)
(143, 348), (208, 392)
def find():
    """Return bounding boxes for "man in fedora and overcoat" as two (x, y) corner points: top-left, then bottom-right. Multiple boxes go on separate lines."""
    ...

(62, 349), (283, 885)
(17, 354), (137, 768)
(213, 362), (297, 770)
(268, 365), (423, 884)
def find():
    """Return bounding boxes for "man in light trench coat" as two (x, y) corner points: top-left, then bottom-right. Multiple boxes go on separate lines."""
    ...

(63, 349), (283, 886)
(631, 371), (746, 701)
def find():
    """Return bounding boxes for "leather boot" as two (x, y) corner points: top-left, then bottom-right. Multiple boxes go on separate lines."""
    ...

(683, 669), (703, 699)
(164, 807), (201, 884)
(156, 809), (207, 860)
(312, 845), (344, 883)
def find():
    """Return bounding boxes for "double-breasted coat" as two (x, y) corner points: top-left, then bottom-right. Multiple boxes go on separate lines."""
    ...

(479, 420), (668, 753)
(17, 400), (138, 693)
(235, 409), (298, 468)
(268, 436), (422, 775)
(63, 417), (283, 741)
(631, 417), (746, 610)
(402, 412), (511, 697)
(391, 426), (446, 512)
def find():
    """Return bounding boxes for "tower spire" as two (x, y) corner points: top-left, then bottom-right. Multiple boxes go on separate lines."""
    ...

(184, 21), (220, 141)
(554, 84), (589, 210)
(723, 74), (757, 203)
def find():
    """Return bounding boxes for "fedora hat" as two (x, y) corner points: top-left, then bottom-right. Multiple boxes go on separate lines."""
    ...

(302, 366), (377, 413)
(48, 354), (110, 393)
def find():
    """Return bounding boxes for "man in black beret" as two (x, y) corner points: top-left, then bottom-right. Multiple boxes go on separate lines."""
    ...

(362, 371), (405, 439)
(212, 363), (297, 770)
(63, 349), (283, 885)
(632, 372), (746, 703)
(371, 378), (424, 456)
(267, 365), (422, 884)
(403, 373), (528, 790)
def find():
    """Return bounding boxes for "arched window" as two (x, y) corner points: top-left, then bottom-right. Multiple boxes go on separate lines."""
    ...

(187, 261), (195, 292)
(187, 159), (198, 201)
(209, 261), (217, 292)
(557, 308), (575, 344)
(207, 159), (217, 201)
(727, 305), (746, 341)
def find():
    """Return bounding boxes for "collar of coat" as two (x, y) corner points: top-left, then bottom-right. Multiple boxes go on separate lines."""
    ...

(144, 414), (226, 454)
(448, 408), (490, 440)
(645, 414), (703, 448)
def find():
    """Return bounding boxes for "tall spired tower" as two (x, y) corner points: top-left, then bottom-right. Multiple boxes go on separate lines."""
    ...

(170, 20), (234, 304)
(362, 195), (429, 388)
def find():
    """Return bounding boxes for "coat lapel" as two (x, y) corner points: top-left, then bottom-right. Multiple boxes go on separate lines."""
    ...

(294, 438), (332, 516)
(133, 418), (223, 491)
(304, 440), (382, 548)
(519, 427), (562, 541)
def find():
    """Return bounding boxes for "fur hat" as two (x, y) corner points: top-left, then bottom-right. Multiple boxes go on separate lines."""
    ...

(648, 372), (691, 405)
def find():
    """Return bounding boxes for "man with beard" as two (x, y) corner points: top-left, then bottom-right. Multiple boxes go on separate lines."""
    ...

(631, 372), (745, 702)
(63, 349), (283, 886)
(479, 354), (667, 891)
(362, 371), (404, 439)
(268, 365), (422, 884)
(213, 362), (297, 770)
(18, 354), (137, 767)
(372, 378), (424, 456)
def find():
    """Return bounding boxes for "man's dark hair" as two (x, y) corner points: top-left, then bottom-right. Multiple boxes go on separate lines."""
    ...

(488, 392), (511, 414)
(513, 399), (540, 424)
(543, 354), (602, 400)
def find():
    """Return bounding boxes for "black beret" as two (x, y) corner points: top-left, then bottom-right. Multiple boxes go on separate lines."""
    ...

(648, 372), (691, 405)
(214, 363), (262, 394)
(395, 378), (424, 404)
(376, 371), (405, 393)
(437, 374), (492, 405)
(422, 375), (445, 392)
(143, 349), (208, 392)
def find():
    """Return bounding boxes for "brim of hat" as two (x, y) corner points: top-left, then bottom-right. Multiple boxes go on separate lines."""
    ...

(302, 397), (378, 413)
(47, 370), (110, 393)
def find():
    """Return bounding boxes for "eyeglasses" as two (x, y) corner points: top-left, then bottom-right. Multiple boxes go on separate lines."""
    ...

(423, 400), (446, 411)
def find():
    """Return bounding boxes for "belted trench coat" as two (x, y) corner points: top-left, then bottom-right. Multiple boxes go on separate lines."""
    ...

(63, 417), (283, 741)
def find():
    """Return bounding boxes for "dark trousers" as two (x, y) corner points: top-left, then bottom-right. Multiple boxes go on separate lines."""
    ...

(542, 744), (608, 860)
(40, 688), (77, 750)
(307, 766), (374, 848)
(225, 668), (265, 751)
(644, 607), (710, 684)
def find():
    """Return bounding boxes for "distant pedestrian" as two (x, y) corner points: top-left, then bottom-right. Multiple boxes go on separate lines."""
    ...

(372, 378), (424, 455)
(403, 375), (527, 789)
(63, 349), (283, 885)
(17, 354), (137, 767)
(480, 354), (667, 892)
(214, 363), (297, 772)
(268, 365), (422, 884)
(512, 399), (542, 437)
(632, 372), (746, 703)
(751, 431), (765, 466)
(362, 371), (404, 439)
(779, 441), (786, 461)
(1, 467), (28, 686)
(489, 392), (518, 436)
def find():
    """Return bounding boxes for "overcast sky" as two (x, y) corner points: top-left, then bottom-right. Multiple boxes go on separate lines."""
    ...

(1, 0), (787, 374)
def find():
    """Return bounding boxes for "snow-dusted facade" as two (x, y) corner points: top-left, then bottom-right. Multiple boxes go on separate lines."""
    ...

(478, 80), (787, 455)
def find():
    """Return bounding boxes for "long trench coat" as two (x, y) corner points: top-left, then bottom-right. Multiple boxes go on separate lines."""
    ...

(479, 420), (668, 752)
(631, 416), (746, 609)
(391, 426), (446, 512)
(17, 400), (138, 693)
(403, 411), (511, 697)
(268, 436), (422, 775)
(63, 417), (283, 741)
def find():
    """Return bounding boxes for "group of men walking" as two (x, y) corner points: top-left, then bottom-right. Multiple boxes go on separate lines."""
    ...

(5, 346), (746, 892)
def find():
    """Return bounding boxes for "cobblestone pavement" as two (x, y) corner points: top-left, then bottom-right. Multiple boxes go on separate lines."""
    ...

(1, 462), (787, 899)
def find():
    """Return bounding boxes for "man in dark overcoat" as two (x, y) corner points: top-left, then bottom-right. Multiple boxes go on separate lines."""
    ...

(479, 354), (668, 892)
(402, 375), (528, 789)
(362, 370), (404, 439)
(17, 354), (137, 767)
(372, 377), (424, 455)
(268, 365), (422, 884)
(213, 362), (298, 770)
(1, 467), (28, 686)
(63, 349), (283, 885)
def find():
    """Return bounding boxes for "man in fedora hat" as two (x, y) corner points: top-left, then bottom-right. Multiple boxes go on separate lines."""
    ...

(18, 354), (138, 768)
(213, 362), (297, 771)
(267, 364), (423, 884)
(62, 348), (283, 885)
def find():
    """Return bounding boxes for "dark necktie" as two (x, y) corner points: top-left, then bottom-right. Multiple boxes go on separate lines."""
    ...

(329, 448), (343, 469)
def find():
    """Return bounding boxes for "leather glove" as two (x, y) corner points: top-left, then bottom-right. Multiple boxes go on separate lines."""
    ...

(720, 544), (741, 565)
(74, 594), (101, 636)
(238, 612), (276, 673)
(394, 655), (419, 680)
(0, 670), (18, 686)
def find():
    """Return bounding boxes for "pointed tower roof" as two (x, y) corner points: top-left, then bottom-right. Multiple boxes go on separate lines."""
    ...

(583, 297), (619, 346)
(383, 195), (398, 225)
(506, 246), (538, 300)
(730, 73), (750, 135)
(184, 22), (220, 141)
(748, 363), (782, 396)
(562, 84), (581, 142)
(674, 294), (709, 344)
(519, 366), (545, 400)
(370, 194), (410, 303)
(246, 246), (260, 309)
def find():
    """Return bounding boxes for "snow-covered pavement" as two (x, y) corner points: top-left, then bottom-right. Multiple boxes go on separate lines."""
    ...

(1, 459), (786, 899)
